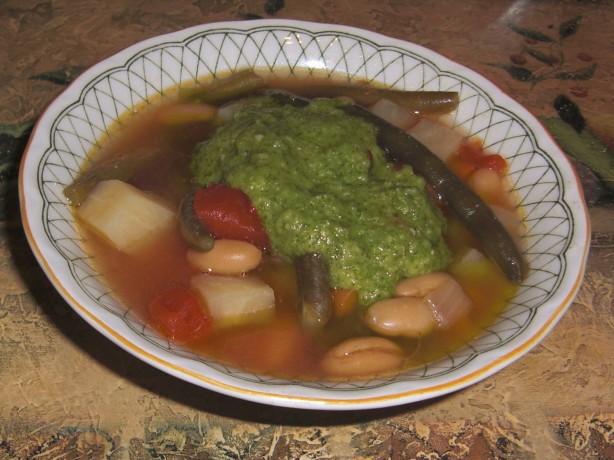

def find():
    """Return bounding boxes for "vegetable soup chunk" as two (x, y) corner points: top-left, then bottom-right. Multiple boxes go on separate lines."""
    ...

(78, 179), (175, 253)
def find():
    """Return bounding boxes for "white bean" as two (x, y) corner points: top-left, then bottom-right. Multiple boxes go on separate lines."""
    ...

(395, 271), (452, 298)
(365, 296), (436, 338)
(187, 239), (262, 275)
(320, 336), (404, 379)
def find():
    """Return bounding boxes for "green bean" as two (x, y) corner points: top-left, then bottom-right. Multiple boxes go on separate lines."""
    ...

(179, 191), (215, 251)
(64, 151), (157, 206)
(286, 84), (459, 114)
(180, 70), (266, 105)
(295, 253), (333, 331)
(361, 88), (458, 114)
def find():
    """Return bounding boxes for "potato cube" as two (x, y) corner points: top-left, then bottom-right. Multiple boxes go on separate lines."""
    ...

(190, 274), (275, 328)
(77, 179), (175, 253)
(407, 118), (464, 162)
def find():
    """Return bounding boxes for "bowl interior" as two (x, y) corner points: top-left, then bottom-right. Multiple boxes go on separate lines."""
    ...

(20, 20), (589, 410)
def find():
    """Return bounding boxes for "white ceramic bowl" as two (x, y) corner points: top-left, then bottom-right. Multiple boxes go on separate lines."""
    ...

(19, 20), (590, 410)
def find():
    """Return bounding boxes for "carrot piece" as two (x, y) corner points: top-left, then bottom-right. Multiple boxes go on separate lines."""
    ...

(332, 288), (359, 318)
(451, 139), (508, 178)
(479, 154), (508, 176)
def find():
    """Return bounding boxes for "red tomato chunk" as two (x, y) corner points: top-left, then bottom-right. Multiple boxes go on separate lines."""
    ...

(452, 139), (508, 178)
(193, 184), (269, 249)
(149, 286), (212, 343)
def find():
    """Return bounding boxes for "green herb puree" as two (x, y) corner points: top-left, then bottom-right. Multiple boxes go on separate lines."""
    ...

(191, 97), (450, 305)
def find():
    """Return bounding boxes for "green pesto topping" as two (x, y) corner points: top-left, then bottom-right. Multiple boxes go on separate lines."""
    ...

(191, 97), (450, 305)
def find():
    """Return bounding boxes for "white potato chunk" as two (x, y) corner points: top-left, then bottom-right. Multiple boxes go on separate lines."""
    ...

(424, 278), (473, 329)
(407, 118), (464, 162)
(370, 99), (420, 130)
(77, 179), (175, 253)
(190, 274), (275, 328)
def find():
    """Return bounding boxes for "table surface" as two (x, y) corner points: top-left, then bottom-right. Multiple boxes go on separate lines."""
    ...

(1, 1), (612, 459)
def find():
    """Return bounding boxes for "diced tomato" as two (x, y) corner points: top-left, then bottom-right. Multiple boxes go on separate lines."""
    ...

(458, 139), (484, 163)
(148, 286), (212, 343)
(478, 154), (508, 176)
(193, 184), (269, 249)
(451, 139), (508, 178)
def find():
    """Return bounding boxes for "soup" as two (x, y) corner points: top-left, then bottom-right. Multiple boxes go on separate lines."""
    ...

(66, 71), (524, 380)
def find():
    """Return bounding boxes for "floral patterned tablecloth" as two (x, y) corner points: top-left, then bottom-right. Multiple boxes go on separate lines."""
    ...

(1, 1), (612, 458)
